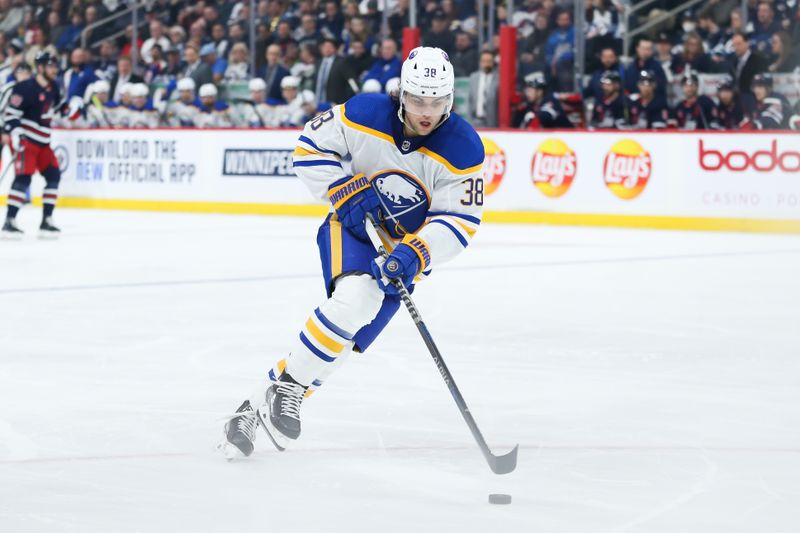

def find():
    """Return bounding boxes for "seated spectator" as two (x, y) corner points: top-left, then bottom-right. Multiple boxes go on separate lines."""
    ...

(260, 43), (290, 101)
(271, 20), (296, 53)
(343, 39), (374, 84)
(93, 41), (119, 81)
(423, 9), (455, 57)
(45, 11), (65, 50)
(56, 10), (84, 52)
(672, 74), (718, 130)
(584, 47), (624, 101)
(224, 43), (250, 81)
(164, 46), (184, 78)
(319, 0), (345, 41)
(291, 43), (318, 93)
(168, 25), (187, 56)
(195, 83), (234, 128)
(451, 32), (478, 78)
(0, 38), (25, 83)
(514, 72), (573, 129)
(144, 44), (169, 84)
(210, 22), (230, 60)
(545, 10), (575, 90)
(344, 16), (375, 54)
(624, 37), (667, 100)
(677, 32), (716, 74)
(697, 12), (724, 51)
(715, 78), (745, 130)
(751, 2), (782, 55)
(363, 38), (401, 92)
(141, 21), (172, 65)
(654, 32), (683, 82)
(767, 31), (799, 73)
(590, 70), (630, 130)
(295, 13), (322, 49)
(0, 0), (25, 37)
(629, 71), (669, 129)
(584, 0), (619, 64)
(747, 73), (791, 129)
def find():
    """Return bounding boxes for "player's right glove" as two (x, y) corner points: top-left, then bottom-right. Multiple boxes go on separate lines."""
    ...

(370, 234), (431, 295)
(327, 173), (382, 241)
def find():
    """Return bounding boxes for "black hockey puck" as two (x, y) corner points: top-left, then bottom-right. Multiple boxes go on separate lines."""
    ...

(488, 493), (512, 505)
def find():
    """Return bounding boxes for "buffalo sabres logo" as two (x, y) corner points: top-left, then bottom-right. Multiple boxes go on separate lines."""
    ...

(369, 170), (430, 239)
(401, 140), (411, 151)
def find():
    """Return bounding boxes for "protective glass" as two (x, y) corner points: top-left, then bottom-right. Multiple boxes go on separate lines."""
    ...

(402, 93), (452, 116)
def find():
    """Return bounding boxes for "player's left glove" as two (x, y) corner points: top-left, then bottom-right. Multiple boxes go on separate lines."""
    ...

(371, 234), (431, 295)
(328, 173), (382, 241)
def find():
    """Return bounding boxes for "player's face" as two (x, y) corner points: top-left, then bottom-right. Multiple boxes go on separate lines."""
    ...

(251, 89), (265, 102)
(201, 95), (215, 107)
(638, 81), (654, 98)
(718, 89), (733, 105)
(179, 90), (194, 103)
(601, 80), (617, 97)
(97, 91), (109, 103)
(15, 69), (31, 82)
(753, 85), (767, 101)
(133, 96), (146, 107)
(682, 82), (697, 98)
(282, 87), (298, 101)
(403, 93), (451, 136)
(43, 63), (59, 81)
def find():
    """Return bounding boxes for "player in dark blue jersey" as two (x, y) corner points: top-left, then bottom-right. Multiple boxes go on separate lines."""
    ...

(2, 52), (82, 239)
(672, 74), (718, 130)
(590, 71), (630, 129)
(514, 73), (573, 129)
(714, 78), (745, 130)
(748, 74), (791, 130)
(629, 71), (669, 129)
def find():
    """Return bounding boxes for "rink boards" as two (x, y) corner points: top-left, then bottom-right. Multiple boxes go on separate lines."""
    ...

(2, 127), (799, 234)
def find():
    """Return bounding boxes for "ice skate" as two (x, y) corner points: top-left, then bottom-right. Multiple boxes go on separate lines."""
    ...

(1, 218), (24, 240)
(38, 217), (60, 240)
(256, 373), (308, 451)
(219, 400), (258, 460)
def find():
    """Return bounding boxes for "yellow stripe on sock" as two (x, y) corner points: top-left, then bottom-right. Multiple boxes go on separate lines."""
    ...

(305, 318), (345, 353)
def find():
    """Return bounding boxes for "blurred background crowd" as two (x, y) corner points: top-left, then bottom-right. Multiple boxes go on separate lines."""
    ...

(0, 0), (797, 130)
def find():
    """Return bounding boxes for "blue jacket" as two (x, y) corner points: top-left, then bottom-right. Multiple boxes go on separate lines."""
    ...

(623, 57), (667, 100)
(65, 66), (98, 100)
(545, 26), (575, 66)
(363, 57), (401, 89)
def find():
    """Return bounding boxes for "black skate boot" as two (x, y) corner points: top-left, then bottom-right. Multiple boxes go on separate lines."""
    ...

(220, 400), (258, 460)
(1, 218), (24, 240)
(257, 372), (308, 451)
(39, 217), (61, 240)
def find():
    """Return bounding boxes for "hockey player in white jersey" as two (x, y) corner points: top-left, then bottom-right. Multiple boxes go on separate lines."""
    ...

(166, 78), (200, 127)
(237, 77), (272, 127)
(221, 47), (484, 458)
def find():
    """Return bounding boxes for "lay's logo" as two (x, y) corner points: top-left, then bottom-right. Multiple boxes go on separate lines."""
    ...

(531, 139), (577, 198)
(481, 137), (506, 196)
(603, 139), (651, 200)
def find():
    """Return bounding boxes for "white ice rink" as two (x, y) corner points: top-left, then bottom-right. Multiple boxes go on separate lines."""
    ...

(1, 208), (799, 533)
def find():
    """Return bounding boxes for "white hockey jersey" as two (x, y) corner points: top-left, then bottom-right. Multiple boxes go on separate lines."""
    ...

(292, 93), (485, 269)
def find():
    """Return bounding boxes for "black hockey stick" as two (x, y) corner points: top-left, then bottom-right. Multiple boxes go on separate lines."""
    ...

(364, 213), (518, 475)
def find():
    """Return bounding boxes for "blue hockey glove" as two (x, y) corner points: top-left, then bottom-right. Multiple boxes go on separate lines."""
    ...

(328, 173), (382, 241)
(371, 234), (431, 295)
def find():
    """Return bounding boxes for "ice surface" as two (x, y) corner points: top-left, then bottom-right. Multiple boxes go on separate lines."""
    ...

(1, 208), (799, 533)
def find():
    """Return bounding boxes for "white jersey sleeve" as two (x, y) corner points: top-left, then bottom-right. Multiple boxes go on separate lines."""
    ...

(292, 106), (349, 202)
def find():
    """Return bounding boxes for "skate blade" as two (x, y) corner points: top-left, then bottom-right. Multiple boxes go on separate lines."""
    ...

(256, 409), (287, 452)
(1, 232), (24, 241)
(38, 231), (60, 240)
(217, 440), (247, 461)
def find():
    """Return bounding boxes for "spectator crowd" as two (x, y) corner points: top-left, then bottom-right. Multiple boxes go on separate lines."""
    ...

(0, 0), (797, 131)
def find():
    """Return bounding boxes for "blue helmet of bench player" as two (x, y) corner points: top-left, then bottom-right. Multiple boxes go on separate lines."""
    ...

(398, 46), (455, 127)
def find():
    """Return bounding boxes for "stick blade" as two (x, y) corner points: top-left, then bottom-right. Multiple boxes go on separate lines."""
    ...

(489, 444), (519, 475)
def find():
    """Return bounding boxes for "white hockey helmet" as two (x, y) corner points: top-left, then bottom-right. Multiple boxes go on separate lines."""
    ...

(362, 78), (382, 93)
(248, 77), (267, 92)
(131, 83), (149, 98)
(280, 75), (300, 89)
(177, 77), (196, 92)
(119, 82), (134, 96)
(300, 89), (316, 105)
(93, 79), (110, 94)
(385, 76), (401, 96)
(398, 46), (455, 125)
(199, 83), (218, 98)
